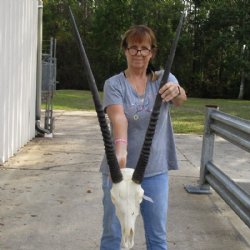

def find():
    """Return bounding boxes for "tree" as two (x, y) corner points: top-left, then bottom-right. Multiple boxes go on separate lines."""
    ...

(90, 0), (184, 88)
(42, 0), (250, 99)
(43, 0), (96, 89)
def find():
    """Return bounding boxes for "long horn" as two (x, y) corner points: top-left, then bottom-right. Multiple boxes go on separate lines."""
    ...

(68, 6), (123, 183)
(132, 12), (185, 184)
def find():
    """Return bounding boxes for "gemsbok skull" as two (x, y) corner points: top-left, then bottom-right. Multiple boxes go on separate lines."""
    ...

(111, 168), (144, 248)
(68, 6), (184, 249)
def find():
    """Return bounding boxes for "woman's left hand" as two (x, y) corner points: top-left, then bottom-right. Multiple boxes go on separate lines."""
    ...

(159, 82), (180, 102)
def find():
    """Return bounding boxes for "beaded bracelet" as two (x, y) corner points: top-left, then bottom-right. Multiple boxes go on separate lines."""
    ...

(114, 139), (127, 144)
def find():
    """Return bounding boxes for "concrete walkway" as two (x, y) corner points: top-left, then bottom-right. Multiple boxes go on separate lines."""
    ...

(0, 111), (249, 250)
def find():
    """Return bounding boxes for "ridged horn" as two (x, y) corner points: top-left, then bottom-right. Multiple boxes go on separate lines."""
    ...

(132, 12), (185, 184)
(68, 6), (123, 183)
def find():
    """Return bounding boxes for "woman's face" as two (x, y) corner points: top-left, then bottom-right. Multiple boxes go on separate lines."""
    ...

(125, 39), (152, 71)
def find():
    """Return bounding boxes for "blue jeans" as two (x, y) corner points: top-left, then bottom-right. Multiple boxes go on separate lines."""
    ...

(100, 173), (169, 250)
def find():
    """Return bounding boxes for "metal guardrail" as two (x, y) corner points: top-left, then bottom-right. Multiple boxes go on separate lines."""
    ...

(185, 105), (250, 228)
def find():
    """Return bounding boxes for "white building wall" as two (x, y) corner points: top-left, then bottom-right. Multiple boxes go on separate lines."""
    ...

(0, 0), (38, 164)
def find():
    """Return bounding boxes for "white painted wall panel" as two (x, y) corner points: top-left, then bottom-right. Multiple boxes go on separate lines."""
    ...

(0, 0), (38, 164)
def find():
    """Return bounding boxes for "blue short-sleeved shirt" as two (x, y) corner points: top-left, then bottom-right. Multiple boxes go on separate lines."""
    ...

(100, 70), (179, 177)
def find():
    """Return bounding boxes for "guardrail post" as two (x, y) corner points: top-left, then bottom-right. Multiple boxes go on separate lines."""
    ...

(185, 105), (219, 194)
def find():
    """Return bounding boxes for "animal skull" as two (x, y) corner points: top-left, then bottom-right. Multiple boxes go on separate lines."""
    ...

(110, 168), (144, 249)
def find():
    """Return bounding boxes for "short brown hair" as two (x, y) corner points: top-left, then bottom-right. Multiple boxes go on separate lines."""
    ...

(121, 25), (157, 57)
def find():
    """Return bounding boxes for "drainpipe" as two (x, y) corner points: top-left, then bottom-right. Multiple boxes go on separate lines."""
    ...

(36, 0), (49, 135)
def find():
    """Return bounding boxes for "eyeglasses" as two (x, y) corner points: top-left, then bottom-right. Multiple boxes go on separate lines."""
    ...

(127, 46), (151, 56)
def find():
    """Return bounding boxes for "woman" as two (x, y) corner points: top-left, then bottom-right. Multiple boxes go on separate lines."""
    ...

(100, 25), (187, 250)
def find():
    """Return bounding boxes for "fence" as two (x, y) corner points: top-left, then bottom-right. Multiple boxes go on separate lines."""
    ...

(42, 38), (57, 133)
(185, 105), (250, 228)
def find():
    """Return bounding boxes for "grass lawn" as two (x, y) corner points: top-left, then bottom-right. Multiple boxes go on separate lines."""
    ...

(171, 98), (250, 133)
(47, 89), (250, 134)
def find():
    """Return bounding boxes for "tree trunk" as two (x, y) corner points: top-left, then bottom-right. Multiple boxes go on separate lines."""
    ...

(238, 71), (245, 99)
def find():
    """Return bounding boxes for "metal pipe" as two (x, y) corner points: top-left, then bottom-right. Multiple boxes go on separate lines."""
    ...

(211, 111), (250, 134)
(36, 0), (43, 121)
(206, 174), (250, 228)
(199, 106), (218, 186)
(206, 162), (250, 209)
(210, 124), (250, 152)
(35, 0), (49, 135)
